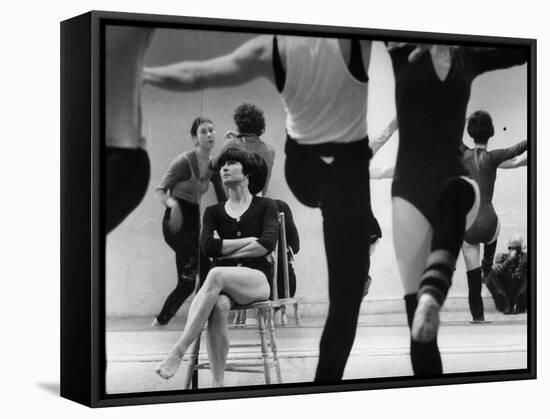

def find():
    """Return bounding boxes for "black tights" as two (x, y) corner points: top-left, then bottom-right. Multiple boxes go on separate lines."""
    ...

(466, 241), (497, 320)
(419, 178), (476, 305)
(467, 268), (484, 320)
(156, 200), (200, 325)
(482, 240), (498, 277)
(285, 136), (372, 382)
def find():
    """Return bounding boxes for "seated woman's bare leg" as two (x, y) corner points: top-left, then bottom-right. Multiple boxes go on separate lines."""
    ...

(156, 266), (269, 379)
(216, 266), (270, 305)
(206, 294), (232, 387)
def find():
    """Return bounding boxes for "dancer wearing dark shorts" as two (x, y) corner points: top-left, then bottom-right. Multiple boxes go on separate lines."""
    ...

(461, 110), (527, 321)
(105, 26), (154, 233)
(387, 43), (526, 375)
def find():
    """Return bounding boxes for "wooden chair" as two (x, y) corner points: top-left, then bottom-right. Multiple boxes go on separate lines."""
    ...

(182, 212), (301, 389)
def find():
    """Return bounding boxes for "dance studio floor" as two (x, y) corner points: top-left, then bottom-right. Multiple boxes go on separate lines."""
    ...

(105, 308), (528, 394)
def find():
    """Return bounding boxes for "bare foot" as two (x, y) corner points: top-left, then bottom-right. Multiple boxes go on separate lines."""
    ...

(411, 293), (441, 342)
(155, 352), (183, 379)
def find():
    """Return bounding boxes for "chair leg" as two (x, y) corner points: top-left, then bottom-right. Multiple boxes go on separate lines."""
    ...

(233, 309), (245, 326)
(183, 334), (201, 389)
(281, 306), (288, 326)
(267, 308), (283, 383)
(257, 309), (272, 384)
(293, 302), (302, 326)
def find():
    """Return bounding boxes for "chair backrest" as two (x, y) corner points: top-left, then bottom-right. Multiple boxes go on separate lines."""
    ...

(270, 212), (290, 301)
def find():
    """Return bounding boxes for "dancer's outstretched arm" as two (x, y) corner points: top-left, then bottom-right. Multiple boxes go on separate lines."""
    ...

(499, 152), (527, 169)
(143, 36), (274, 91)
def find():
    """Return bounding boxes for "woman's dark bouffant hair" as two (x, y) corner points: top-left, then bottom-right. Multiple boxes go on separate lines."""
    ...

(218, 148), (267, 195)
(247, 152), (268, 195)
(189, 116), (213, 138)
(233, 103), (266, 136)
(467, 110), (495, 144)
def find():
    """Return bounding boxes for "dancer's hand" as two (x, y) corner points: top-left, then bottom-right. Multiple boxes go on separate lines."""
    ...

(224, 130), (239, 141)
(387, 42), (431, 62)
(166, 198), (182, 232)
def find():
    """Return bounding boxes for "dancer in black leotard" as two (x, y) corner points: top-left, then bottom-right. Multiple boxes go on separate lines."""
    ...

(461, 110), (527, 321)
(387, 43), (526, 375)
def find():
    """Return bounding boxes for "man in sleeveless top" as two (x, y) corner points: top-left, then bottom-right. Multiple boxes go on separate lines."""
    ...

(144, 35), (374, 382)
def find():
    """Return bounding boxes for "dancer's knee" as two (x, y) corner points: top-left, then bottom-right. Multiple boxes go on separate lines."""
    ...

(204, 267), (225, 291)
(213, 295), (231, 316)
(208, 295), (231, 327)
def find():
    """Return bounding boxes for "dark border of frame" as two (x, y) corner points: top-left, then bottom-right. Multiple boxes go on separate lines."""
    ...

(60, 9), (537, 408)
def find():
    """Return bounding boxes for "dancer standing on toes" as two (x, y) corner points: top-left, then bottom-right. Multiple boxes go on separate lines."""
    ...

(145, 35), (375, 382)
(155, 148), (277, 385)
(387, 43), (526, 375)
(105, 26), (155, 233)
(152, 117), (226, 327)
(461, 110), (527, 322)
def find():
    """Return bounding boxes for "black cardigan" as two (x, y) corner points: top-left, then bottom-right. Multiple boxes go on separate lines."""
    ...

(200, 196), (279, 275)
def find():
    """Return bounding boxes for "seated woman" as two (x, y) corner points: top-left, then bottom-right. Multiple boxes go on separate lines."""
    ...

(155, 148), (279, 386)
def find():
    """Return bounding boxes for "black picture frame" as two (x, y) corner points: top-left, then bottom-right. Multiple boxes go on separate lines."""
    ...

(61, 10), (536, 408)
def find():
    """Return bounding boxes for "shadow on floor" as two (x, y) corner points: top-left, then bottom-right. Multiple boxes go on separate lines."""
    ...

(36, 382), (60, 396)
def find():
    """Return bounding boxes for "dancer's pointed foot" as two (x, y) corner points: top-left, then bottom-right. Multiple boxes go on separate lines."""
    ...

(412, 293), (441, 342)
(155, 351), (183, 379)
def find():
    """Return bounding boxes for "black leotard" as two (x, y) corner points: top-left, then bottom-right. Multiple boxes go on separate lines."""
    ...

(463, 141), (527, 244)
(388, 45), (527, 224)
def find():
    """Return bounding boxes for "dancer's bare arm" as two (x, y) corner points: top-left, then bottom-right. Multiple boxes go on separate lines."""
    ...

(370, 117), (398, 156)
(217, 241), (269, 259)
(143, 36), (274, 91)
(499, 153), (527, 169)
(370, 164), (395, 179)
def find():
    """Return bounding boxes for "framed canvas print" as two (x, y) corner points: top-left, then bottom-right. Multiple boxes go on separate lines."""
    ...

(60, 10), (536, 407)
